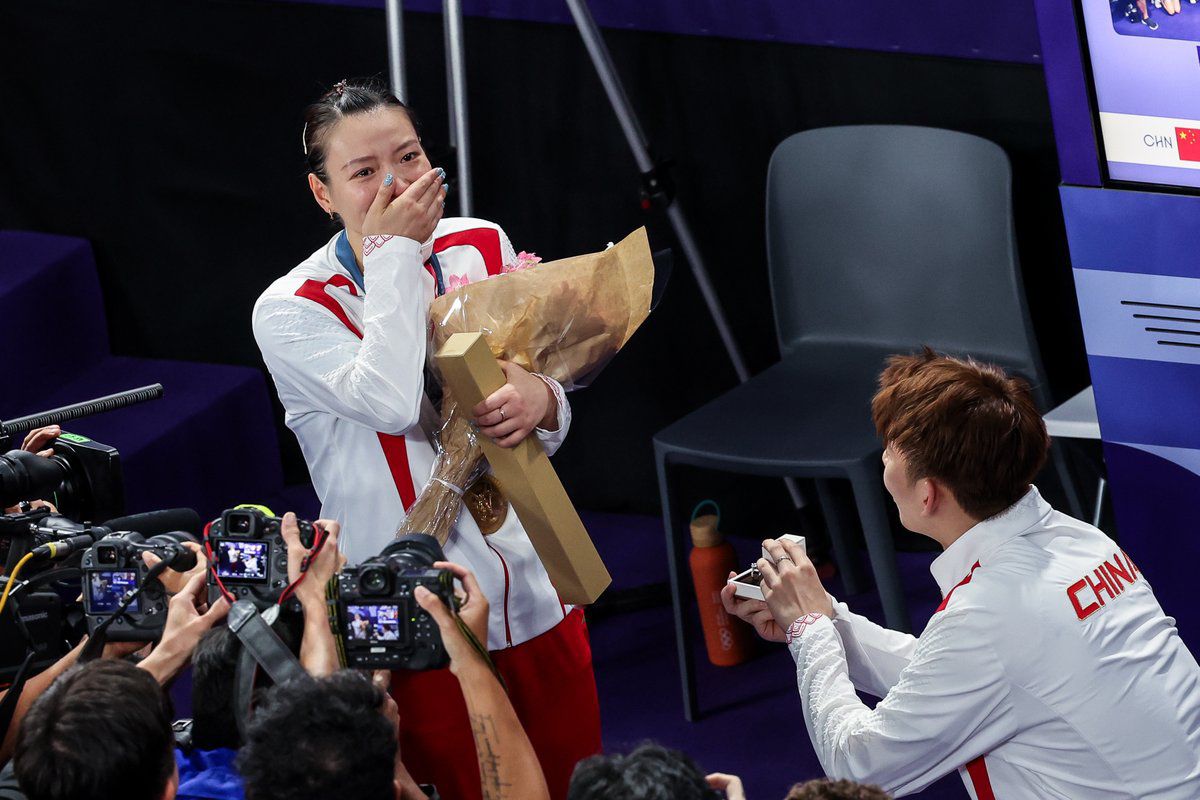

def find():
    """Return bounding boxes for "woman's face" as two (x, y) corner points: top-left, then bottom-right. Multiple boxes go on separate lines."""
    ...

(310, 107), (432, 238)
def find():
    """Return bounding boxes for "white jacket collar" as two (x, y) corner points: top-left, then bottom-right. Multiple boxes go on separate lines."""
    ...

(929, 486), (1053, 596)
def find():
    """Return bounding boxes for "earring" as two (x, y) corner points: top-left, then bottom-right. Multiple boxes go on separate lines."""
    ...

(328, 210), (335, 220)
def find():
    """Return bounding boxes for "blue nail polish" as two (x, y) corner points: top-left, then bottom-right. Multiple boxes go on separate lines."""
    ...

(436, 167), (446, 179)
(384, 173), (394, 186)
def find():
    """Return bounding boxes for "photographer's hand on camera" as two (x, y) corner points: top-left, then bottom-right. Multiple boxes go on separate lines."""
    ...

(434, 559), (489, 648)
(138, 570), (230, 685)
(414, 565), (487, 675)
(361, 167), (445, 245)
(3, 425), (61, 514)
(282, 512), (344, 676)
(141, 541), (206, 596)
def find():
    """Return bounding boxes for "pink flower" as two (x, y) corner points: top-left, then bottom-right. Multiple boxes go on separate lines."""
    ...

(445, 273), (472, 292)
(502, 251), (543, 274)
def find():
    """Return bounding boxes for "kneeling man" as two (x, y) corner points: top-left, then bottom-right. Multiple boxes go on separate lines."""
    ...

(724, 349), (1200, 798)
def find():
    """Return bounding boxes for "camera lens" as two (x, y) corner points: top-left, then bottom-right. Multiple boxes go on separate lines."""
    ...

(359, 566), (390, 596)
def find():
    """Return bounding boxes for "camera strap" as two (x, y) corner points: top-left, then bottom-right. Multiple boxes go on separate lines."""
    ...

(229, 600), (306, 741)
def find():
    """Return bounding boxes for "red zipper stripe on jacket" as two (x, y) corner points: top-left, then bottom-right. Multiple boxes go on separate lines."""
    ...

(484, 539), (514, 647)
(965, 757), (996, 800)
(294, 276), (416, 510)
(935, 561), (995, 800)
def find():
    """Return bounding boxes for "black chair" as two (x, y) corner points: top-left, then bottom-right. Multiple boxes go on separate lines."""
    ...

(654, 125), (1083, 721)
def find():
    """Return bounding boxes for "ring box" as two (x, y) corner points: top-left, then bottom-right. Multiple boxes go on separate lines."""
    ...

(727, 534), (806, 601)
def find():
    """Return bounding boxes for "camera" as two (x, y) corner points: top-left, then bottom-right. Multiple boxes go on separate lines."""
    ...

(0, 434), (124, 524)
(337, 534), (456, 670)
(206, 508), (314, 608)
(80, 531), (198, 641)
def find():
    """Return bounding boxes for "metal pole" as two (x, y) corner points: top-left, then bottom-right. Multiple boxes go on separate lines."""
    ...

(385, 0), (407, 102)
(444, 0), (473, 215)
(563, 0), (748, 383)
(563, 0), (805, 509)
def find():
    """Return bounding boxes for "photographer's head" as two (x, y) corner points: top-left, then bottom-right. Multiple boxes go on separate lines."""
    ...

(190, 608), (302, 750)
(568, 743), (721, 800)
(785, 779), (891, 799)
(237, 670), (399, 800)
(872, 348), (1049, 545)
(14, 659), (177, 800)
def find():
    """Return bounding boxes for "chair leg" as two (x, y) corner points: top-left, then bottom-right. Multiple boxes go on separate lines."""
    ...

(847, 465), (911, 633)
(815, 478), (866, 595)
(655, 453), (699, 722)
(1050, 441), (1086, 521)
(1093, 476), (1108, 532)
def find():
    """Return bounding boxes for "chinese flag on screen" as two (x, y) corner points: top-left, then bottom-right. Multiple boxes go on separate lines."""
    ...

(1177, 127), (1200, 162)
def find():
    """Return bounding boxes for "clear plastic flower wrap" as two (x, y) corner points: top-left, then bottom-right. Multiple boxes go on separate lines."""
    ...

(398, 228), (654, 545)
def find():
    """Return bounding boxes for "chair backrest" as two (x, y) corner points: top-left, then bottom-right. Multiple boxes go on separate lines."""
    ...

(766, 125), (1048, 399)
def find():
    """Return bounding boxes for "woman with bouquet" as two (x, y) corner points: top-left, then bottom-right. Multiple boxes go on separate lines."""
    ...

(252, 80), (600, 800)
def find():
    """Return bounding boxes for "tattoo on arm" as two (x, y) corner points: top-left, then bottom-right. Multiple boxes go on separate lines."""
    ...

(469, 714), (511, 799)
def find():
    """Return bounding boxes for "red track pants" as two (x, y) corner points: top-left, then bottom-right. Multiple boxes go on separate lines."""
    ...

(391, 609), (602, 800)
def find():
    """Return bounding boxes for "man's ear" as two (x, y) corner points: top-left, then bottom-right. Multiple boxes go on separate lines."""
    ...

(309, 173), (333, 216)
(920, 477), (941, 517)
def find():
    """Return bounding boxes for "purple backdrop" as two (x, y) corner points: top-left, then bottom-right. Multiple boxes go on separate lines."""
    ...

(277, 0), (1043, 64)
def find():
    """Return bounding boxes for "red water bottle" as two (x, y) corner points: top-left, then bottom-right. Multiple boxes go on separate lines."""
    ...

(688, 502), (753, 667)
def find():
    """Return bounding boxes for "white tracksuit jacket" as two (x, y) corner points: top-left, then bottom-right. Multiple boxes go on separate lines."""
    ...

(252, 219), (572, 650)
(787, 486), (1200, 798)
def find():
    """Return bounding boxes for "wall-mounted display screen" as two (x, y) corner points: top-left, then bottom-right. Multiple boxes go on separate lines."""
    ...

(1081, 0), (1200, 190)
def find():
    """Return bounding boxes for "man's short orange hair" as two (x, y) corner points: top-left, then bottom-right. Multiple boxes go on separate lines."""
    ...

(871, 347), (1049, 521)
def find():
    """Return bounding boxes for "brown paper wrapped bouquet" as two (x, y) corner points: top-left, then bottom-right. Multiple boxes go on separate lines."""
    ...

(398, 227), (654, 545)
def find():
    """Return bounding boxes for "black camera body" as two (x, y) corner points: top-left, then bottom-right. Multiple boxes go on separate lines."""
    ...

(80, 531), (197, 641)
(206, 508), (314, 609)
(0, 434), (124, 524)
(337, 534), (455, 671)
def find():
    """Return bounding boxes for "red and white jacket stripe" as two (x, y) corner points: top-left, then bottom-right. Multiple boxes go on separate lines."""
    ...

(788, 486), (1200, 798)
(252, 218), (571, 650)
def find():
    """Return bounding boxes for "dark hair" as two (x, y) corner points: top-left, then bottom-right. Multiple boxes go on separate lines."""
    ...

(568, 743), (719, 800)
(237, 670), (396, 800)
(786, 778), (892, 800)
(14, 660), (175, 800)
(190, 607), (303, 750)
(871, 347), (1049, 520)
(303, 78), (415, 182)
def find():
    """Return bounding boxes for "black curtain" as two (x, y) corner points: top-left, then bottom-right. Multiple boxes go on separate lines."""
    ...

(0, 1), (1086, 527)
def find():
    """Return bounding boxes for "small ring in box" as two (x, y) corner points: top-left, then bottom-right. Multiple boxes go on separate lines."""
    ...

(726, 534), (806, 601)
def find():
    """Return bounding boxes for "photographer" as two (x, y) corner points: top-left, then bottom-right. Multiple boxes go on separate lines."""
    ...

(173, 511), (342, 800)
(0, 536), (216, 766)
(3, 560), (229, 800)
(722, 350), (1200, 798)
(568, 743), (745, 800)
(11, 660), (178, 800)
(237, 560), (549, 800)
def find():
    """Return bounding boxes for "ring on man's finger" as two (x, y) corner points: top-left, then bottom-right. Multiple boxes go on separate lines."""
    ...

(776, 555), (794, 565)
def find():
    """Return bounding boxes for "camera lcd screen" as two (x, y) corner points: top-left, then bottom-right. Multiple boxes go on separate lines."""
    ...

(345, 604), (403, 642)
(87, 571), (140, 613)
(214, 540), (269, 581)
